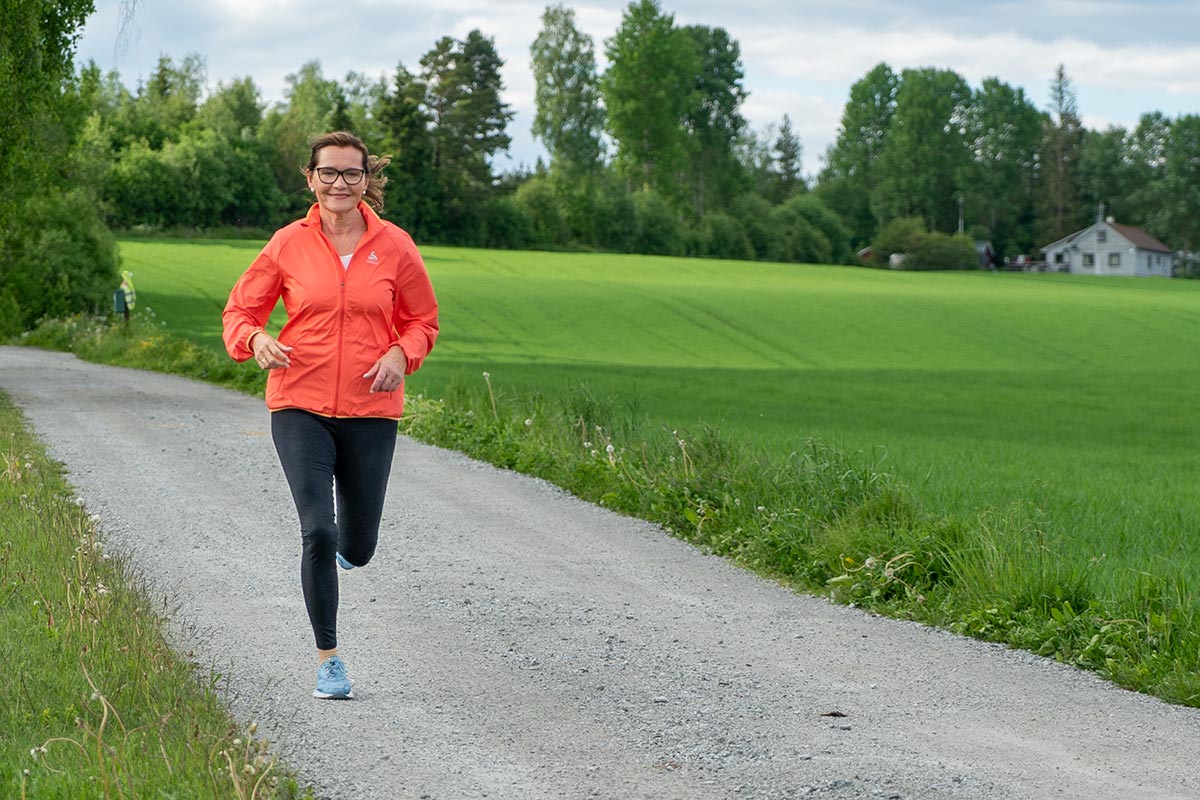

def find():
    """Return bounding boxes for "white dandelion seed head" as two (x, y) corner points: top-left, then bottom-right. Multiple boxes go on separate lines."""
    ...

(605, 444), (614, 453)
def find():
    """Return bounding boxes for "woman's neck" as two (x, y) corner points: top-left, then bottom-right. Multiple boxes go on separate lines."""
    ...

(320, 205), (365, 238)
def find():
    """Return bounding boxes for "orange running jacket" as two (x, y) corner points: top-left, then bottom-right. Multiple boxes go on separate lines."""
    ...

(222, 202), (438, 419)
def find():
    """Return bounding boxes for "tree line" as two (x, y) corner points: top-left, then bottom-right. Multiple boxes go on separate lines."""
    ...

(4, 0), (1199, 333)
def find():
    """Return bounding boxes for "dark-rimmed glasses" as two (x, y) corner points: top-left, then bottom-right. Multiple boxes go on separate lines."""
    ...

(313, 167), (366, 185)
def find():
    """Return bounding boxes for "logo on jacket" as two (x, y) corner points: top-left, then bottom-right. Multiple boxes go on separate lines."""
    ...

(367, 250), (379, 263)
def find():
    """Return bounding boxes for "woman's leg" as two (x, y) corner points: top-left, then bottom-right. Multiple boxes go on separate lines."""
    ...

(332, 417), (398, 568)
(271, 409), (340, 651)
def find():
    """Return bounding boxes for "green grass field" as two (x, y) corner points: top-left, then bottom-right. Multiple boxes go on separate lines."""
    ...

(119, 239), (1200, 602)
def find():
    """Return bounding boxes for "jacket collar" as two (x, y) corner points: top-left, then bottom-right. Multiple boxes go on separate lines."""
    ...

(301, 202), (386, 238)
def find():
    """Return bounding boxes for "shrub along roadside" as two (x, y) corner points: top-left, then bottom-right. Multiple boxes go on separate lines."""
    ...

(0, 393), (311, 798)
(15, 312), (1200, 708)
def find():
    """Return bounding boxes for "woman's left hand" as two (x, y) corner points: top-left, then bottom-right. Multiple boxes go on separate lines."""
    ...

(363, 346), (407, 393)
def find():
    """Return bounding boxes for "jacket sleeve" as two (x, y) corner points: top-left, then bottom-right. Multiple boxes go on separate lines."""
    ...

(391, 244), (439, 375)
(223, 239), (283, 362)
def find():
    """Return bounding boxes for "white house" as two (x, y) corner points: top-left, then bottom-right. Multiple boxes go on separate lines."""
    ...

(1041, 217), (1174, 277)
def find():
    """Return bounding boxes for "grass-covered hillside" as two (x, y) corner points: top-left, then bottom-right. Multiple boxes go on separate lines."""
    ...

(119, 239), (1200, 604)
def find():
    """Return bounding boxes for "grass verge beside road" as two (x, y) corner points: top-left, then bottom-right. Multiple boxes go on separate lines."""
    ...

(0, 392), (309, 798)
(15, 313), (1200, 708)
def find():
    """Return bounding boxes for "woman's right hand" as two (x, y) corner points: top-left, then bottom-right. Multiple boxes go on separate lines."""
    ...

(250, 332), (293, 370)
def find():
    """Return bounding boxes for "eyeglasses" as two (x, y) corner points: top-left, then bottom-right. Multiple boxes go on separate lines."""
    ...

(313, 167), (366, 185)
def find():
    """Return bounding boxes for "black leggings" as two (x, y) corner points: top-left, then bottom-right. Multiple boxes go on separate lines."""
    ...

(271, 409), (398, 650)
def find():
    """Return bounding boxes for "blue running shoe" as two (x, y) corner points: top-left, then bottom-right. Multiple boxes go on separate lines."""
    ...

(313, 655), (352, 699)
(335, 552), (355, 570)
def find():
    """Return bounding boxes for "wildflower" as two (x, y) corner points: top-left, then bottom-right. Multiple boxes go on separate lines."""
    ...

(524, 419), (532, 427)
(583, 441), (592, 449)
(605, 444), (614, 454)
(249, 722), (258, 734)
(233, 738), (242, 747)
(756, 506), (765, 513)
(482, 371), (490, 379)
(243, 764), (256, 775)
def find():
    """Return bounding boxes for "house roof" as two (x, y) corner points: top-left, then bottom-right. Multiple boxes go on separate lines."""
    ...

(1041, 221), (1173, 254)
(1109, 223), (1173, 253)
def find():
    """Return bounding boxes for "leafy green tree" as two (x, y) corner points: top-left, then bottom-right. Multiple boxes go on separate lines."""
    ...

(530, 4), (605, 177)
(680, 24), (747, 217)
(0, 0), (118, 329)
(772, 114), (804, 202)
(817, 62), (897, 244)
(258, 60), (340, 207)
(378, 63), (439, 239)
(1154, 114), (1200, 262)
(1077, 125), (1142, 223)
(602, 0), (698, 202)
(416, 31), (514, 243)
(1035, 64), (1084, 244)
(339, 70), (389, 146)
(872, 67), (971, 233)
(196, 76), (264, 140)
(1125, 111), (1171, 226)
(961, 77), (1043, 256)
(132, 53), (206, 148)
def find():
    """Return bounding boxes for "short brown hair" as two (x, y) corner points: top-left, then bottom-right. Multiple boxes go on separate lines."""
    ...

(304, 131), (392, 210)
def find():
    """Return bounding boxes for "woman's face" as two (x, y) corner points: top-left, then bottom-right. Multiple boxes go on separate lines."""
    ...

(307, 145), (368, 215)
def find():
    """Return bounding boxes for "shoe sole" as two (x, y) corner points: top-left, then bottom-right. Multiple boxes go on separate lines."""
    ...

(312, 689), (354, 700)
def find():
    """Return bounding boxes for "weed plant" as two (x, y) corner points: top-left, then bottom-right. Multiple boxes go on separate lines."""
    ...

(0, 395), (309, 798)
(15, 305), (1200, 708)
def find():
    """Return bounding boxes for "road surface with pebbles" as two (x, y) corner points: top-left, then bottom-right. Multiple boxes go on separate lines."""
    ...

(2, 345), (1198, 800)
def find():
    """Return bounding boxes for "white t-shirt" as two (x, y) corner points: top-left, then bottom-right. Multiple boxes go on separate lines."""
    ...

(340, 254), (352, 269)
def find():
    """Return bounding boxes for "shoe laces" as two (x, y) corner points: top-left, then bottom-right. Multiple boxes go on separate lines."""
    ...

(323, 657), (347, 681)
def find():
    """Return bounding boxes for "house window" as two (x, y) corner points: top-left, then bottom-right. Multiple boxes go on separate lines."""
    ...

(1108, 252), (1121, 267)
(1083, 253), (1095, 267)
(1097, 229), (1107, 243)
(1054, 252), (1064, 264)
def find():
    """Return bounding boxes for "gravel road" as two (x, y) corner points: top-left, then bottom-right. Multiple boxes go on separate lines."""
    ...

(2, 345), (1198, 799)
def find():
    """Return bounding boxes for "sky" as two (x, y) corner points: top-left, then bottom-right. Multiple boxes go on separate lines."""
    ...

(76, 1), (1200, 178)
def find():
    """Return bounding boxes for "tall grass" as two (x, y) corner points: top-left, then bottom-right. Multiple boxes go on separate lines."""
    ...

(393, 370), (1200, 707)
(0, 393), (309, 797)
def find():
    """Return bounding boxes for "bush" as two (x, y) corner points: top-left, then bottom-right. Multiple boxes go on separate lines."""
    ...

(909, 232), (979, 270)
(873, 216), (926, 264)
(729, 193), (775, 260)
(514, 176), (568, 248)
(767, 204), (832, 264)
(873, 218), (979, 271)
(698, 211), (753, 261)
(482, 195), (534, 250)
(0, 189), (118, 330)
(781, 195), (854, 264)
(632, 190), (684, 256)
